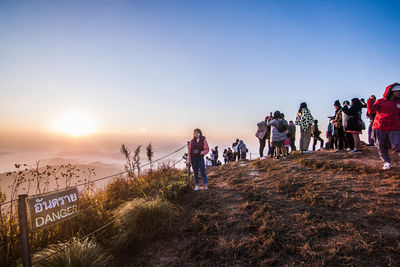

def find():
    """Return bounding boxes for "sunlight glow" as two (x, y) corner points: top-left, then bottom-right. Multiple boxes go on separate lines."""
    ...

(54, 111), (97, 137)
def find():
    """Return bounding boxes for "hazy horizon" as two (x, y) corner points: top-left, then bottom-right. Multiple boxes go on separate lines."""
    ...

(2, 0), (399, 171)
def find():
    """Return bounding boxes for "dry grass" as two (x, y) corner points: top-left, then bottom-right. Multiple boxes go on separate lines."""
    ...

(125, 146), (400, 266)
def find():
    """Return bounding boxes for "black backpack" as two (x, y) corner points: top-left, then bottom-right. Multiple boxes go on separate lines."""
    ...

(277, 120), (288, 132)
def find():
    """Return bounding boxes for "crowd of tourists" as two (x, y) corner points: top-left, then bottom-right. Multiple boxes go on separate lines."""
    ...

(186, 83), (400, 190)
(254, 83), (400, 170)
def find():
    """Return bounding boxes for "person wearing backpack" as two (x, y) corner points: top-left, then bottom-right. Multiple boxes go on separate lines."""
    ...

(367, 83), (400, 170)
(295, 102), (314, 153)
(238, 140), (247, 159)
(255, 116), (271, 158)
(311, 120), (324, 151)
(267, 111), (288, 159)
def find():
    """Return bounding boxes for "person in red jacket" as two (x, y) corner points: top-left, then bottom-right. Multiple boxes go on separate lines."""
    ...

(187, 128), (210, 190)
(367, 83), (400, 170)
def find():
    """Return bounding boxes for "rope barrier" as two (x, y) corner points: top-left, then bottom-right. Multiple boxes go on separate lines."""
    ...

(4, 144), (188, 206)
(4, 144), (187, 264)
(31, 155), (185, 265)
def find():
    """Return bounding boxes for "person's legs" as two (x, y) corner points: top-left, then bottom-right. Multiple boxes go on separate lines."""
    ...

(337, 128), (344, 150)
(346, 133), (354, 150)
(303, 129), (312, 151)
(191, 157), (200, 185)
(352, 133), (361, 150)
(267, 140), (272, 155)
(259, 137), (266, 157)
(290, 137), (296, 152)
(312, 138), (317, 151)
(388, 130), (400, 160)
(375, 130), (391, 163)
(198, 157), (208, 185)
(368, 122), (374, 146)
(275, 146), (281, 159)
(241, 152), (246, 159)
(300, 131), (305, 151)
(270, 143), (276, 158)
(317, 136), (324, 150)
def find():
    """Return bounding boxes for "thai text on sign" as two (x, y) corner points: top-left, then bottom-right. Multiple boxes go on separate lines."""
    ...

(27, 187), (79, 231)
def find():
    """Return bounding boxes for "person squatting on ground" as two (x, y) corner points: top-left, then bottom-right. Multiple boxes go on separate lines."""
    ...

(256, 116), (271, 158)
(311, 120), (324, 151)
(295, 102), (314, 153)
(267, 111), (289, 159)
(367, 83), (400, 170)
(187, 128), (210, 191)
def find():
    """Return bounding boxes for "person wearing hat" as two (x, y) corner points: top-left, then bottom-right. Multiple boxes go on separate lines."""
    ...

(255, 116), (271, 158)
(367, 83), (400, 170)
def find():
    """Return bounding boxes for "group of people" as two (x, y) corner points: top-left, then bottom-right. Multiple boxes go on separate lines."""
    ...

(186, 83), (400, 191)
(255, 82), (400, 170)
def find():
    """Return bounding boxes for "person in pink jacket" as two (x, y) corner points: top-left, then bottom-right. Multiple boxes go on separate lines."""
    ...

(367, 83), (400, 170)
(187, 128), (210, 190)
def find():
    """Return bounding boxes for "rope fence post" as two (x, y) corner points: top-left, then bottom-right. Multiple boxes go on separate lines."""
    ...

(18, 194), (31, 267)
(187, 141), (191, 186)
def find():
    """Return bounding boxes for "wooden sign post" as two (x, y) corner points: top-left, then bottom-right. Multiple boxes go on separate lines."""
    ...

(18, 194), (32, 267)
(17, 187), (80, 266)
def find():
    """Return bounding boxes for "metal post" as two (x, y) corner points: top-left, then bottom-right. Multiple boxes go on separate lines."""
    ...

(18, 194), (31, 267)
(187, 141), (191, 185)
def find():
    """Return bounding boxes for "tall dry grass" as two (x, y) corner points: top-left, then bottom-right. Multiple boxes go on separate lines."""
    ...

(0, 163), (189, 266)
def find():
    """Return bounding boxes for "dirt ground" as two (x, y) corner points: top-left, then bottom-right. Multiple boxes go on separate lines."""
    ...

(123, 146), (400, 266)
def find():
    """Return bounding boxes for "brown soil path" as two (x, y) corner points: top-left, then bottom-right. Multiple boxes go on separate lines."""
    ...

(124, 146), (400, 266)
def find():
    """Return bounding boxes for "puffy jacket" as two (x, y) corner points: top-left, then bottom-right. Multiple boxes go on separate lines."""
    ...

(367, 83), (400, 132)
(267, 118), (288, 142)
(255, 121), (269, 140)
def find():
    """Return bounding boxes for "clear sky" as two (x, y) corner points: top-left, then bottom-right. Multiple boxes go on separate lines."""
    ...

(1, 0), (400, 156)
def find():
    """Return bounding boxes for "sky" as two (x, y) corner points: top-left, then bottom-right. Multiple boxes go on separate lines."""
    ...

(1, 0), (400, 165)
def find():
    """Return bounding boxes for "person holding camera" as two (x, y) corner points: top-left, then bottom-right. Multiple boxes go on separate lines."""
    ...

(187, 128), (210, 190)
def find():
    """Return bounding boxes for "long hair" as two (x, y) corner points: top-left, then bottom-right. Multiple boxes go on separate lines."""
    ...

(298, 102), (307, 114)
(193, 128), (203, 139)
(351, 98), (362, 109)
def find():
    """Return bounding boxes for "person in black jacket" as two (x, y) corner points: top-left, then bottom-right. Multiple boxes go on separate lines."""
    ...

(311, 120), (324, 151)
(342, 98), (364, 152)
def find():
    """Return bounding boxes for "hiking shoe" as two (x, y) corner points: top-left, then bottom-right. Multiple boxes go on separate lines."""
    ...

(302, 151), (312, 154)
(194, 185), (199, 191)
(204, 185), (208, 190)
(383, 162), (391, 170)
(350, 150), (361, 153)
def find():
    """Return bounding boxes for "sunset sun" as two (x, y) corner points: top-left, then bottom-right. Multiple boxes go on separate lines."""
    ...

(54, 111), (97, 137)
